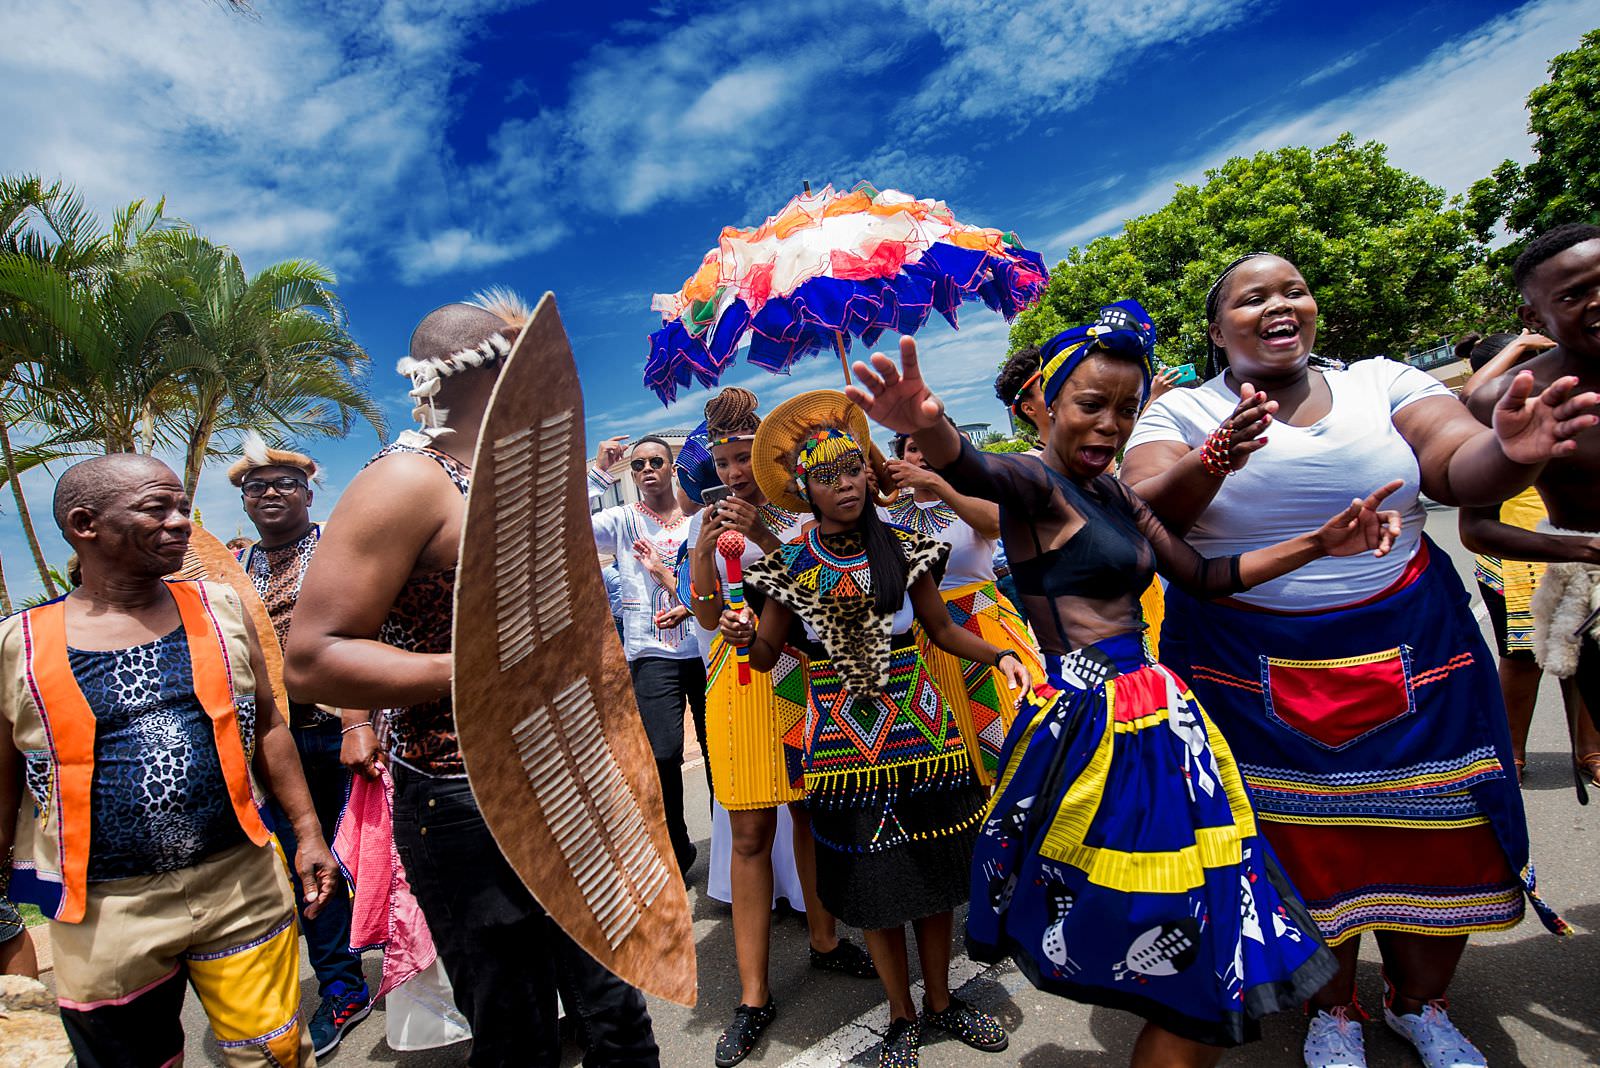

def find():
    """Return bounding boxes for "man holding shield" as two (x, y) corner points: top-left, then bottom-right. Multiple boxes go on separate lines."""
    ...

(285, 293), (659, 1067)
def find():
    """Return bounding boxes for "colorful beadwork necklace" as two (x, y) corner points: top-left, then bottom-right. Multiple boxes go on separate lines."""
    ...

(756, 501), (800, 537)
(889, 497), (956, 537)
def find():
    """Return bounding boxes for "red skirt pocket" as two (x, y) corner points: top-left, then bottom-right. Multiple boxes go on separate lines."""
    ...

(1260, 646), (1414, 751)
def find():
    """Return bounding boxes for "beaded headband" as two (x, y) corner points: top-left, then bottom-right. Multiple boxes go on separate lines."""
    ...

(793, 428), (863, 503)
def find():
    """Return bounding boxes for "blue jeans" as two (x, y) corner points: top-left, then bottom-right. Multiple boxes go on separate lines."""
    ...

(269, 717), (366, 996)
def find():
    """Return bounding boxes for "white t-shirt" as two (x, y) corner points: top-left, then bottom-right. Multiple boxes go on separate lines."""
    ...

(684, 505), (808, 664)
(590, 471), (697, 660)
(1126, 359), (1451, 610)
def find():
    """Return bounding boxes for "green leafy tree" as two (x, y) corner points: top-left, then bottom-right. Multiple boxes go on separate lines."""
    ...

(0, 175), (120, 598)
(1013, 135), (1482, 369)
(1465, 28), (1600, 312)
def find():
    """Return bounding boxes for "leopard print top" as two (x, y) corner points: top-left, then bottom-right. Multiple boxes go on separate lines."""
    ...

(68, 628), (248, 880)
(746, 525), (946, 693)
(367, 441), (471, 777)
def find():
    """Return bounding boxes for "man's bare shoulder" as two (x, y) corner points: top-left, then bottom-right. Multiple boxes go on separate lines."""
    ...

(1465, 349), (1578, 423)
(336, 450), (462, 519)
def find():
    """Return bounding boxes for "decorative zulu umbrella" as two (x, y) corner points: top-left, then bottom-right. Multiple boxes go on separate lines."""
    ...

(643, 182), (1049, 404)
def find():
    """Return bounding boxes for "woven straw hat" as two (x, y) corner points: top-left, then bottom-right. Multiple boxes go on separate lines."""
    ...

(753, 390), (892, 514)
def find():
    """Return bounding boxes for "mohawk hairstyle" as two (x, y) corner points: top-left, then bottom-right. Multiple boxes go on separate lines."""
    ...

(1513, 223), (1600, 294)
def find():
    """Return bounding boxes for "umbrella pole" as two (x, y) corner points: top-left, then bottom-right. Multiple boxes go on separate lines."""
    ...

(834, 330), (850, 385)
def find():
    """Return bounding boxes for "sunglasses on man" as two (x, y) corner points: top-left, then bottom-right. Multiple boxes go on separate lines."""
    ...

(241, 477), (308, 498)
(630, 456), (668, 471)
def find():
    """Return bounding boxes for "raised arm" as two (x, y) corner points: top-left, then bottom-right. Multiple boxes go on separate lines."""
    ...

(887, 458), (1001, 538)
(1398, 371), (1598, 507)
(1458, 331), (1554, 402)
(284, 454), (454, 709)
(1119, 383), (1276, 533)
(1121, 479), (1404, 597)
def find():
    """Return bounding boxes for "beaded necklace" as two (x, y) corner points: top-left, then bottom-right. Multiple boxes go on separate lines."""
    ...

(888, 497), (957, 537)
(632, 499), (688, 532)
(756, 501), (800, 538)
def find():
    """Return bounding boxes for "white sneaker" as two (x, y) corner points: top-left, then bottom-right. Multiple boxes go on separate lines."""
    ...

(1304, 1007), (1368, 1068)
(1384, 1001), (1488, 1068)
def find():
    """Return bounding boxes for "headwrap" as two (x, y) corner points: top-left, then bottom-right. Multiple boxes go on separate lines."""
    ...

(1039, 299), (1157, 408)
(226, 431), (319, 486)
(792, 428), (864, 504)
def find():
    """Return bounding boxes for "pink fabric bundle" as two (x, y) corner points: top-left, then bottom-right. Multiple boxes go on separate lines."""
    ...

(332, 764), (437, 999)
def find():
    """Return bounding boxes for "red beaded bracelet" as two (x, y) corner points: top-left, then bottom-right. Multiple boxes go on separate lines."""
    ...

(1199, 425), (1234, 478)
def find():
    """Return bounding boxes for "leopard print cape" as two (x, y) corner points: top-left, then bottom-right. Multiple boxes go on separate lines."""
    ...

(746, 525), (947, 693)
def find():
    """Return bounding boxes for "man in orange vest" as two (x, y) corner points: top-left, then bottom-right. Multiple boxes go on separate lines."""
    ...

(0, 454), (338, 1067)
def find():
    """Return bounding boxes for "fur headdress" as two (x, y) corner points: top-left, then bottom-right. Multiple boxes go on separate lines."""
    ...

(396, 287), (533, 443)
(226, 431), (319, 486)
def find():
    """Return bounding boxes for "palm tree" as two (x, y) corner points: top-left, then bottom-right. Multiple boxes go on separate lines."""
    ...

(0, 175), (115, 598)
(142, 231), (383, 495)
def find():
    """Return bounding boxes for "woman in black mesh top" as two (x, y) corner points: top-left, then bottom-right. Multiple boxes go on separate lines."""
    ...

(847, 304), (1401, 1067)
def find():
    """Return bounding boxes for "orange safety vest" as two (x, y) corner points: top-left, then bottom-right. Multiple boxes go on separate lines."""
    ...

(11, 581), (269, 923)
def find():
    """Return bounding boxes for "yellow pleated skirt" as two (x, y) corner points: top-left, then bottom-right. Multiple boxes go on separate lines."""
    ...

(916, 579), (1046, 786)
(703, 635), (808, 810)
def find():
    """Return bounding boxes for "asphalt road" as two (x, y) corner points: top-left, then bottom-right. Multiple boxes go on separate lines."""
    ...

(179, 510), (1600, 1067)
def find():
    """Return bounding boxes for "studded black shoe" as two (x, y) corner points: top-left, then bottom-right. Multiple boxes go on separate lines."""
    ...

(878, 1016), (920, 1068)
(808, 938), (877, 978)
(715, 999), (776, 1067)
(923, 995), (1008, 1052)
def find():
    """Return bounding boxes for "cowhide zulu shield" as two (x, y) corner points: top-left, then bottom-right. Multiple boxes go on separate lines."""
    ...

(172, 526), (287, 712)
(453, 293), (696, 1006)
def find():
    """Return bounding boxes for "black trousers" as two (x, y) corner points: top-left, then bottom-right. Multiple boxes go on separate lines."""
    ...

(391, 767), (659, 1068)
(628, 655), (709, 870)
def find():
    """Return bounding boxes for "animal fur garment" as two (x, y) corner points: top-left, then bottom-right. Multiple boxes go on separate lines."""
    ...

(1530, 560), (1600, 678)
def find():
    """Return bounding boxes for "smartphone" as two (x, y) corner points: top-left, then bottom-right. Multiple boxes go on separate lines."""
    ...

(1168, 362), (1198, 386)
(701, 485), (734, 508)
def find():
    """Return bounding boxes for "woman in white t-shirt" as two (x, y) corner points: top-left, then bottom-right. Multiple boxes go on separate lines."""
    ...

(1122, 253), (1589, 1068)
(885, 430), (1044, 784)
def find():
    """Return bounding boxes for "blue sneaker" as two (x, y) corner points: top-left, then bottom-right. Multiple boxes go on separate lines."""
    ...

(311, 980), (372, 1057)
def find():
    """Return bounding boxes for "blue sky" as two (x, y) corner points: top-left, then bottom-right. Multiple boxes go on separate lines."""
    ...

(2, 0), (1595, 597)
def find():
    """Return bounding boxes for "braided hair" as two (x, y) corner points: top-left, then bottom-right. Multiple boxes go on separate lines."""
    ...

(704, 387), (761, 438)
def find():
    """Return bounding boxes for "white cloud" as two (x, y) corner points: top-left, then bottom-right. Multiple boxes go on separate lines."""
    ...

(0, 0), (537, 277)
(903, 0), (1264, 122)
(1043, 0), (1595, 258)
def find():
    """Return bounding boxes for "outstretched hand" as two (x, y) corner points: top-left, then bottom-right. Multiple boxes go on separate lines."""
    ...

(1313, 479), (1405, 558)
(1493, 371), (1600, 464)
(844, 337), (946, 436)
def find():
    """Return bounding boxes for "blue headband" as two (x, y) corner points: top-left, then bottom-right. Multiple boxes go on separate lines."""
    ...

(1040, 299), (1157, 408)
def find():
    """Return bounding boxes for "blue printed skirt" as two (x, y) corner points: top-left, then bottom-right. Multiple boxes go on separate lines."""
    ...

(966, 633), (1336, 1046)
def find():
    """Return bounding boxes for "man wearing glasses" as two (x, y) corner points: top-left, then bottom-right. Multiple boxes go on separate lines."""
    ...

(231, 437), (371, 1057)
(589, 434), (705, 883)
